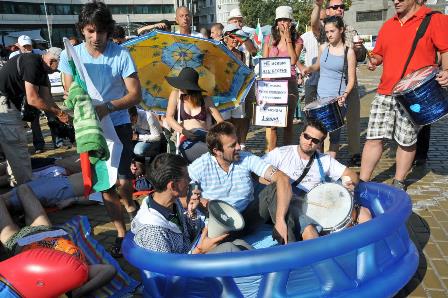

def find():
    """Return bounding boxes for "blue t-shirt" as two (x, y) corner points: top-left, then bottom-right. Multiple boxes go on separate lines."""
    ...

(58, 41), (137, 126)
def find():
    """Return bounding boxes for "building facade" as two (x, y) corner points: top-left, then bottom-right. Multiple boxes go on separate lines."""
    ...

(0, 0), (177, 47)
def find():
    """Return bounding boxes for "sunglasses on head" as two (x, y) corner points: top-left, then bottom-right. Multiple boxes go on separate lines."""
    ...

(302, 132), (322, 144)
(328, 4), (345, 10)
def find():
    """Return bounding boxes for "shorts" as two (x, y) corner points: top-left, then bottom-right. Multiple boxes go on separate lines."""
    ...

(221, 105), (245, 120)
(366, 94), (418, 146)
(115, 123), (134, 179)
(4, 225), (51, 257)
(8, 176), (75, 211)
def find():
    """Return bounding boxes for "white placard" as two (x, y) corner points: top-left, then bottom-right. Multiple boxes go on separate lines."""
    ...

(259, 57), (291, 79)
(256, 80), (289, 105)
(254, 105), (288, 127)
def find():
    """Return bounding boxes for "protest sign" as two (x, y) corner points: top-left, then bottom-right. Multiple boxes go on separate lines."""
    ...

(254, 105), (288, 127)
(259, 57), (291, 79)
(256, 80), (288, 105)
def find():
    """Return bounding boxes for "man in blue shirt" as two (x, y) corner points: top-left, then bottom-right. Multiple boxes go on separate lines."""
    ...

(59, 1), (141, 257)
(188, 121), (297, 243)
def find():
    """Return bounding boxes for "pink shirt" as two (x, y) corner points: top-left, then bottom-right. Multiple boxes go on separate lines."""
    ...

(265, 35), (303, 77)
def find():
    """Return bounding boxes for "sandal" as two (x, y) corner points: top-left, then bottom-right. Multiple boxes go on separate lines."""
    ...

(110, 237), (124, 258)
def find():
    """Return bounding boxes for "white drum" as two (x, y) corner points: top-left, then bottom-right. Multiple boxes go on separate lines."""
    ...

(299, 183), (353, 233)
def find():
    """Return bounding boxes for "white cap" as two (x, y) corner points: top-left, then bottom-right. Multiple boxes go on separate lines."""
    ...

(223, 24), (239, 35)
(275, 6), (294, 21)
(45, 47), (63, 61)
(18, 35), (32, 47)
(228, 8), (243, 21)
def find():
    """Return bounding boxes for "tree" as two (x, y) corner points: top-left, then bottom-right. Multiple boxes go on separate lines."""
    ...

(240, 0), (352, 34)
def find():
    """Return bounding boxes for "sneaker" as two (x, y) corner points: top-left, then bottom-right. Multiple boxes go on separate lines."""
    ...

(348, 154), (362, 167)
(110, 237), (124, 258)
(392, 179), (407, 191)
(55, 139), (64, 149)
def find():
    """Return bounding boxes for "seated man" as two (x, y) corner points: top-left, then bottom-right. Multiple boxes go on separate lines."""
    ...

(188, 121), (296, 244)
(129, 106), (163, 159)
(131, 153), (251, 253)
(263, 119), (372, 240)
(0, 184), (115, 297)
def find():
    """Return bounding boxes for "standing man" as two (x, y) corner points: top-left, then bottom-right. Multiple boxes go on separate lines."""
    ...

(360, 0), (448, 190)
(311, 0), (367, 166)
(175, 6), (204, 37)
(0, 49), (68, 186)
(59, 0), (141, 257)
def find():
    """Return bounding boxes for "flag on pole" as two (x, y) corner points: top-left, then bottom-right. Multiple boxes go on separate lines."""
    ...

(254, 19), (263, 56)
(62, 37), (123, 195)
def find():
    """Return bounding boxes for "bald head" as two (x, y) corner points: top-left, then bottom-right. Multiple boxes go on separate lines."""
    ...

(176, 6), (191, 31)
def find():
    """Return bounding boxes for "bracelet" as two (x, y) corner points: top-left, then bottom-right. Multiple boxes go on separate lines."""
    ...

(105, 101), (118, 113)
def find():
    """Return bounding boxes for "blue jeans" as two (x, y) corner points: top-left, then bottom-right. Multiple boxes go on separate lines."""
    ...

(133, 141), (161, 158)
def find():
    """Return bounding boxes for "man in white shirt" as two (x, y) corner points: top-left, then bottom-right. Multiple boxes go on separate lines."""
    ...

(263, 119), (371, 240)
(175, 6), (204, 38)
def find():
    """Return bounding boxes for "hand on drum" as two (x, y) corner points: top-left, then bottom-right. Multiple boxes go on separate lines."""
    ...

(436, 69), (448, 88)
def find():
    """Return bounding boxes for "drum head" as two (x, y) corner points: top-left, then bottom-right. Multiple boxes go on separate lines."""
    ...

(303, 97), (338, 111)
(393, 65), (438, 95)
(301, 183), (352, 230)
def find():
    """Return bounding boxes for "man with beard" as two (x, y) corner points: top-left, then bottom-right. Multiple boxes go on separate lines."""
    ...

(188, 121), (296, 244)
(59, 0), (141, 257)
(263, 119), (371, 240)
(0, 47), (69, 186)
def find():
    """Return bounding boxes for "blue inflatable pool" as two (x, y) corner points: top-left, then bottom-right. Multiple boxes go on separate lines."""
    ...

(123, 182), (419, 297)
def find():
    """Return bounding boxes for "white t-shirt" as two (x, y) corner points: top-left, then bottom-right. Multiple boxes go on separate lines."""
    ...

(262, 145), (346, 192)
(300, 31), (320, 86)
(134, 108), (162, 142)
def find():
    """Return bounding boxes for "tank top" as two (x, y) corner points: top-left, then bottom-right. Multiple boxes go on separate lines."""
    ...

(317, 46), (346, 99)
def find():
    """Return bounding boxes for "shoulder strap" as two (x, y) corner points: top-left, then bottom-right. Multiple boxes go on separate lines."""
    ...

(338, 46), (349, 95)
(16, 55), (22, 77)
(400, 11), (441, 79)
(292, 152), (316, 187)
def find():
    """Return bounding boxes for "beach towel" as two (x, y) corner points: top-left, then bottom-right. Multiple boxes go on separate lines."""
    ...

(58, 216), (139, 298)
(64, 82), (109, 164)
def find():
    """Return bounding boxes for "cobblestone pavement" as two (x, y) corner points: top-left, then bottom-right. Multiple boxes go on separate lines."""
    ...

(5, 65), (448, 297)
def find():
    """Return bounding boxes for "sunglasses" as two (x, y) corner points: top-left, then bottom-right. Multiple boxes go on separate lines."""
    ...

(302, 132), (322, 145)
(328, 4), (345, 10)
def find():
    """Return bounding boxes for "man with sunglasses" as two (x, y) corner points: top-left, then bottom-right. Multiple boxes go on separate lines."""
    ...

(310, 0), (366, 167)
(263, 118), (371, 240)
(360, 0), (448, 191)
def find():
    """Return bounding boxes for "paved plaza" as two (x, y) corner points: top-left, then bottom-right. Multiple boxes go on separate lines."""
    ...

(4, 65), (448, 297)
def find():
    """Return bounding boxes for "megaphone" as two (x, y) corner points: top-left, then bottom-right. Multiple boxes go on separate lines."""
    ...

(207, 200), (245, 238)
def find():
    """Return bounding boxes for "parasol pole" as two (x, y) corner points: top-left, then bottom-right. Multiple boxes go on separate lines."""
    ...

(176, 97), (181, 155)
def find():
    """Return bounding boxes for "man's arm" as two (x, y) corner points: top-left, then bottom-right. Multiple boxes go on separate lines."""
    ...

(96, 73), (142, 119)
(310, 0), (324, 39)
(436, 52), (448, 87)
(25, 82), (68, 123)
(263, 166), (292, 244)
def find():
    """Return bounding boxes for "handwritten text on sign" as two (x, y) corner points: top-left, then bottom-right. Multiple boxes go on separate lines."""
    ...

(254, 105), (288, 127)
(257, 80), (288, 104)
(259, 58), (291, 79)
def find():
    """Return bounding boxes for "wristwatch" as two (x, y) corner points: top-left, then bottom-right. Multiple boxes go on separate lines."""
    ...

(105, 101), (118, 113)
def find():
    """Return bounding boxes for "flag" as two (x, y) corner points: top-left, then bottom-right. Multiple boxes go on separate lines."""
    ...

(62, 38), (123, 195)
(254, 19), (263, 56)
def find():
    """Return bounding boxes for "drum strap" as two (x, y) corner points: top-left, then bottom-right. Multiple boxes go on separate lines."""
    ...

(400, 11), (441, 79)
(292, 152), (316, 188)
(338, 47), (349, 95)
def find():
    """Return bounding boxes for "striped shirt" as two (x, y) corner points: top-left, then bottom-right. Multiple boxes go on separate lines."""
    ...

(188, 152), (270, 212)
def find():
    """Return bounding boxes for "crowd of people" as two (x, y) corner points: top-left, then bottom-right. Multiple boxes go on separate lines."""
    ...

(0, 0), (447, 296)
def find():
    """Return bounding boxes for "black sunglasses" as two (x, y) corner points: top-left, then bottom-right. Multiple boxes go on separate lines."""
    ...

(303, 132), (322, 145)
(328, 4), (345, 10)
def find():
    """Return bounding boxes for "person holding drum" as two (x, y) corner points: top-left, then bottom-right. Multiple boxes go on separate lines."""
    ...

(360, 0), (448, 191)
(302, 16), (356, 158)
(262, 6), (303, 152)
(263, 119), (371, 240)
